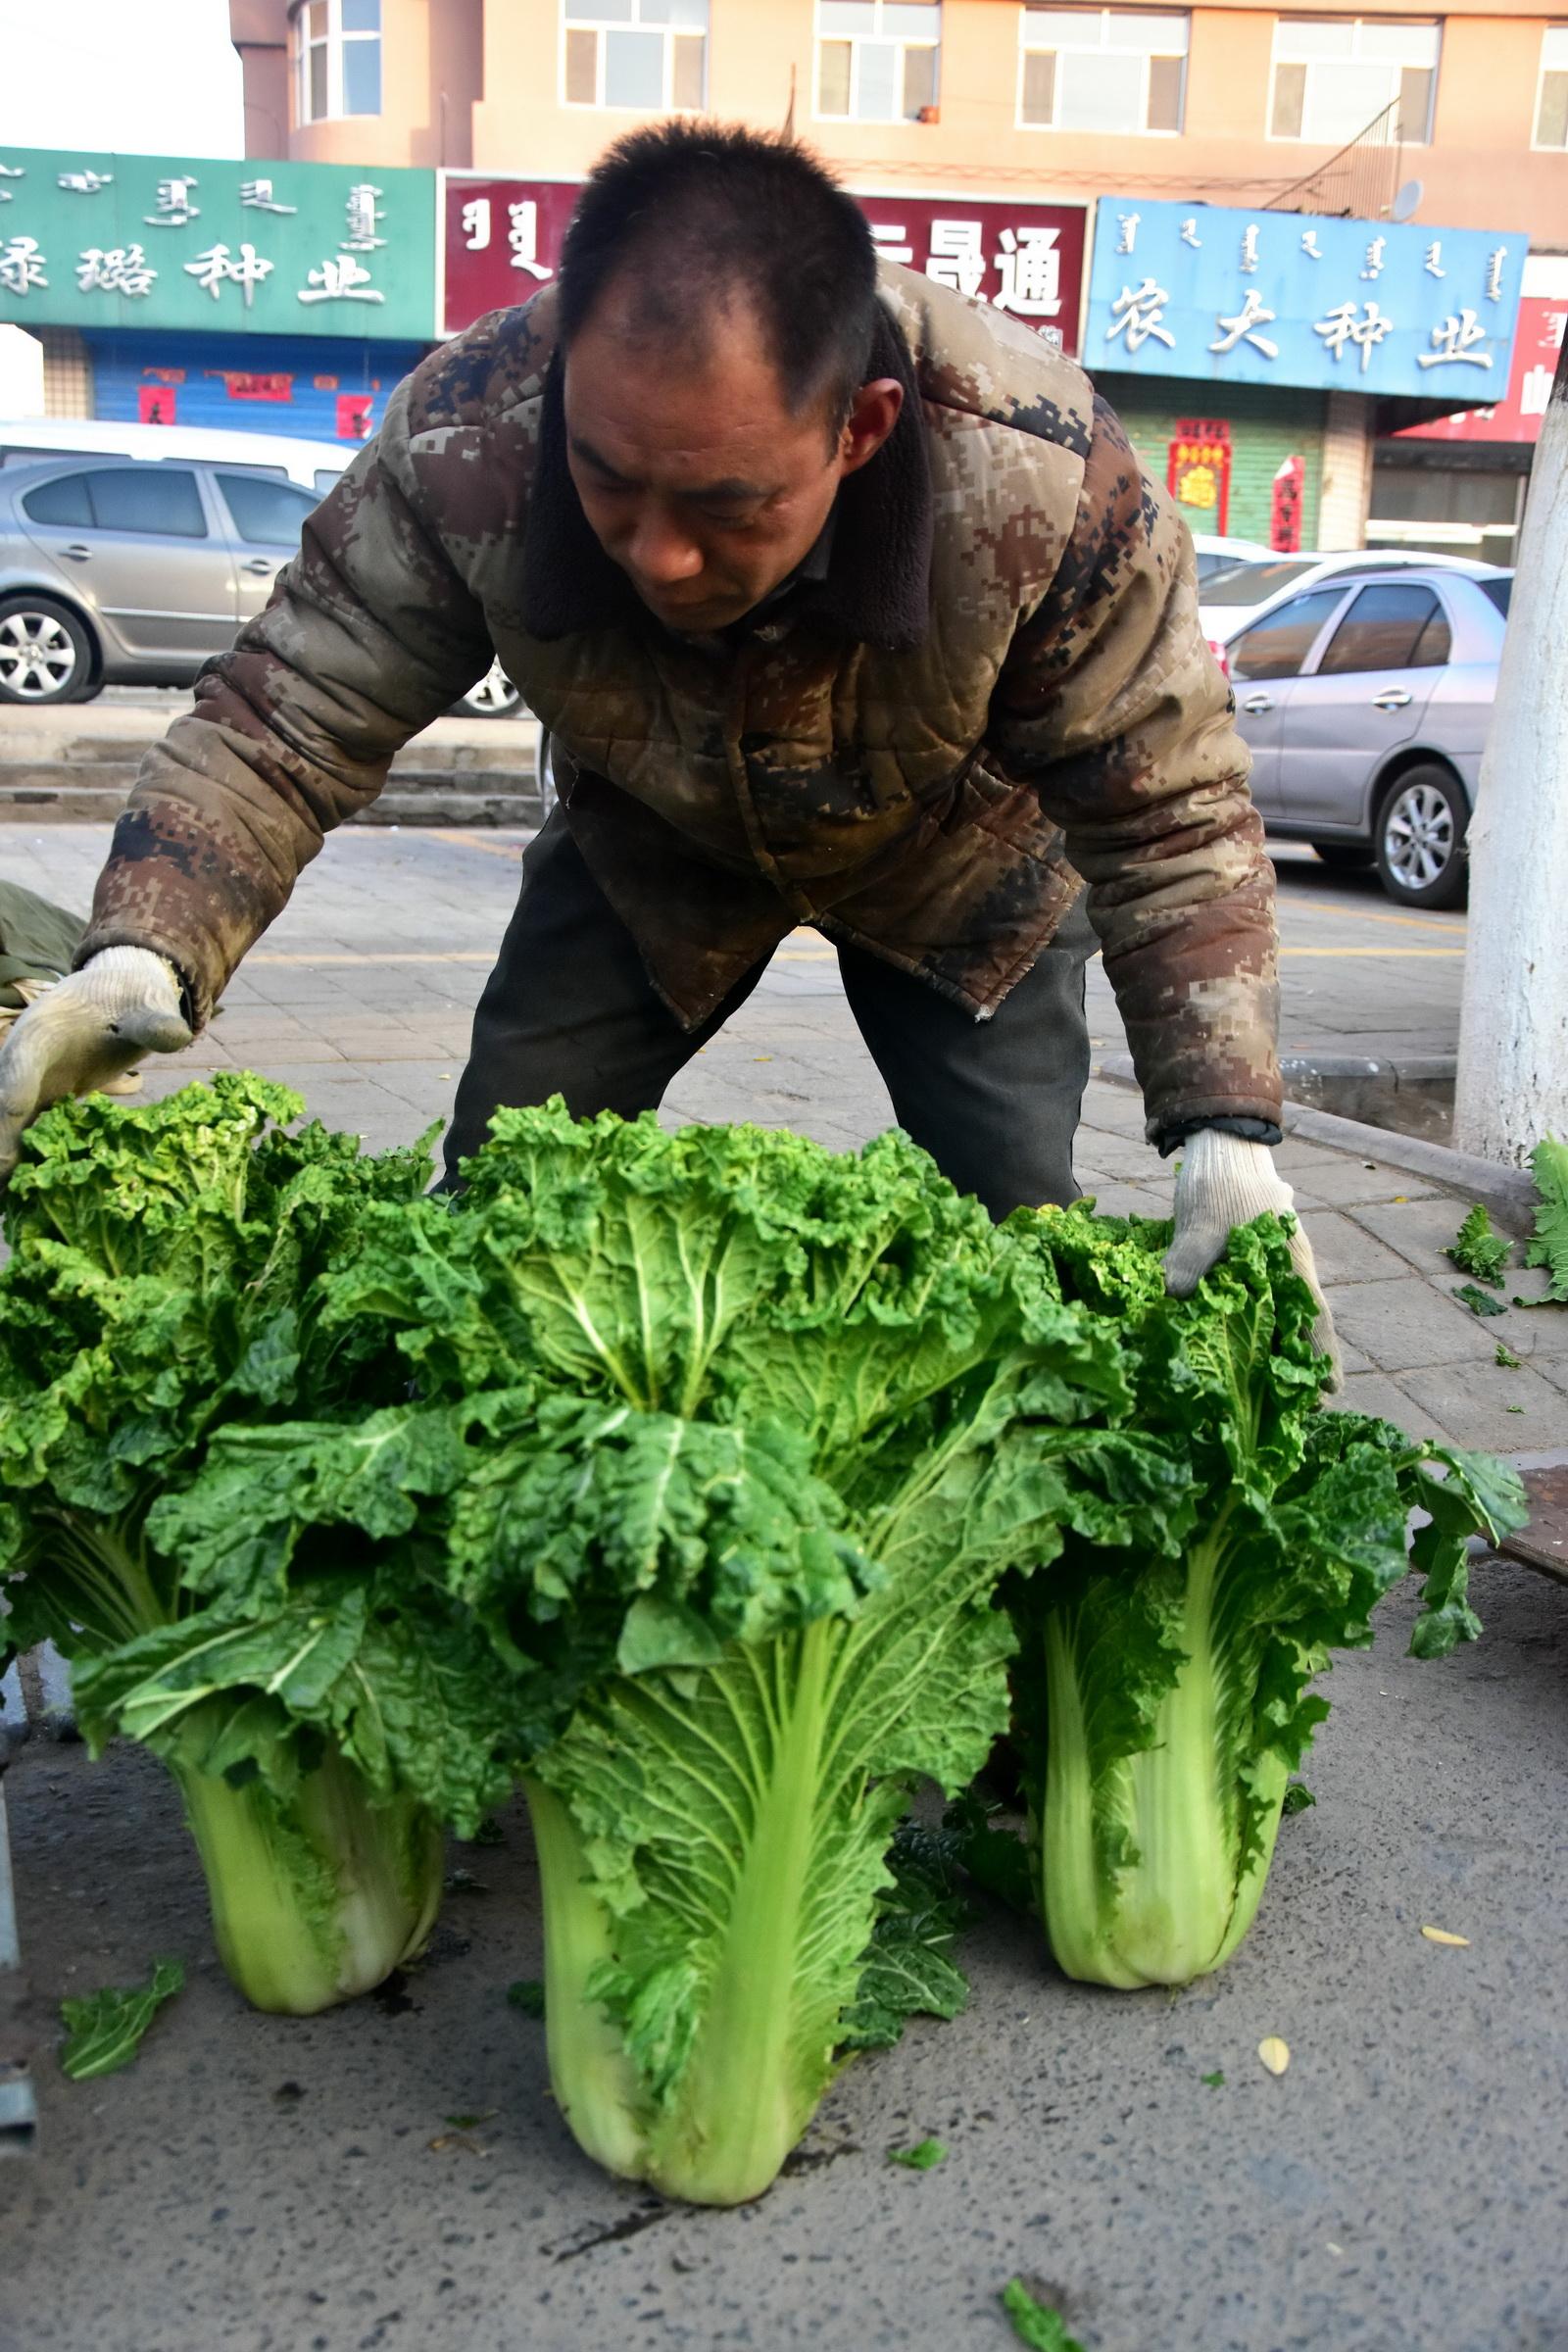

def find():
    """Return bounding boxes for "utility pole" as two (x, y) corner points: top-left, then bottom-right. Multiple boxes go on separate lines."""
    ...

(1453, 330), (1568, 1164)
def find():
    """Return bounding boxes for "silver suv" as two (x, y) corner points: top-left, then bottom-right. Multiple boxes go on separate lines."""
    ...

(1223, 561), (1510, 910)
(0, 456), (321, 706)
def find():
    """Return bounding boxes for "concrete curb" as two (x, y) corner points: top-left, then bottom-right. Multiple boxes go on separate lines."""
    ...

(1095, 1051), (1539, 1230)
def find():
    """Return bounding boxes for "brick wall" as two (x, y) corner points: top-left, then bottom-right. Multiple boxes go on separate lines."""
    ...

(1095, 373), (1333, 551)
(39, 330), (92, 420)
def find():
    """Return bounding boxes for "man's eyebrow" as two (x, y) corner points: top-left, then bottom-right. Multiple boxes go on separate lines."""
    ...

(569, 435), (636, 487)
(568, 435), (774, 505)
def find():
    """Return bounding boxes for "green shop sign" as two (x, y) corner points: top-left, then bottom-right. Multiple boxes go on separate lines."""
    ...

(0, 148), (436, 340)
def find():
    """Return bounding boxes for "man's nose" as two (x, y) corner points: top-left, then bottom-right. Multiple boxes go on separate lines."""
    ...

(627, 509), (704, 586)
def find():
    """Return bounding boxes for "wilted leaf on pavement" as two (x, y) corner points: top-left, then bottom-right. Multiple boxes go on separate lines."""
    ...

(60, 1957), (184, 2081)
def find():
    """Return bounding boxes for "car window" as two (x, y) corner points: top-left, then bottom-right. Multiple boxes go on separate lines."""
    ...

(1196, 552), (1246, 583)
(1316, 583), (1448, 675)
(1202, 559), (1319, 608)
(21, 472), (95, 526)
(1229, 589), (1348, 682)
(1479, 577), (1512, 618)
(86, 467), (208, 539)
(215, 470), (317, 547)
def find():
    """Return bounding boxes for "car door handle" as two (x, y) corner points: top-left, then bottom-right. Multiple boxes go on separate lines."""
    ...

(242, 557), (275, 574)
(60, 543), (92, 562)
(1240, 692), (1273, 714)
(1373, 688), (1412, 710)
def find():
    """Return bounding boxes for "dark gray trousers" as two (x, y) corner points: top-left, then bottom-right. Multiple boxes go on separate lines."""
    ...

(444, 809), (1095, 1219)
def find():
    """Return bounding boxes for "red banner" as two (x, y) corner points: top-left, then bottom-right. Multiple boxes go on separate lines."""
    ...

(439, 173), (1088, 355)
(1270, 454), (1305, 554)
(138, 384), (176, 425)
(1396, 294), (1565, 445)
(336, 392), (374, 442)
(1168, 417), (1231, 535)
(206, 371), (295, 405)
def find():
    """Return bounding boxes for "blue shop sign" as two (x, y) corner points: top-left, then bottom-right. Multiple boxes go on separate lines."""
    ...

(1086, 199), (1526, 399)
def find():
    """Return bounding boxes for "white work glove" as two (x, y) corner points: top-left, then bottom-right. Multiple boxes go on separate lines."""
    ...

(0, 947), (192, 1187)
(1163, 1127), (1341, 1390)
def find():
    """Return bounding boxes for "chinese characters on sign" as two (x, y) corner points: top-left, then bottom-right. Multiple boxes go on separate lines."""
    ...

(1397, 289), (1567, 444)
(1167, 417), (1232, 533)
(185, 242), (272, 307)
(865, 212), (1069, 323)
(0, 146), (434, 338)
(438, 173), (1089, 349)
(1086, 199), (1527, 401)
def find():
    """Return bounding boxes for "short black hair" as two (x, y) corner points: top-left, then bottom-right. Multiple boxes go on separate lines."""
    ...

(558, 121), (879, 435)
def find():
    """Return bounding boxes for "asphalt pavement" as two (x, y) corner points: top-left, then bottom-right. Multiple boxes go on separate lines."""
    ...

(2, 819), (1563, 2352)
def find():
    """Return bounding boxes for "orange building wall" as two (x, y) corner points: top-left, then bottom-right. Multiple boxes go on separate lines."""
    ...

(238, 0), (1568, 241)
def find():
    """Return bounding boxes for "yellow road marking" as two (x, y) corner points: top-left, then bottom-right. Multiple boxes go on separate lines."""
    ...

(1278, 895), (1466, 936)
(248, 942), (1464, 970)
(425, 830), (524, 858)
(249, 951), (496, 964)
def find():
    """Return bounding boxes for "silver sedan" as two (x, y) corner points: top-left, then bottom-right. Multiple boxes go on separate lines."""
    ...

(1219, 561), (1510, 910)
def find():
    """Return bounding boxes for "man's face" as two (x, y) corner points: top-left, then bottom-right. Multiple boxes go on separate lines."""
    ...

(564, 285), (899, 634)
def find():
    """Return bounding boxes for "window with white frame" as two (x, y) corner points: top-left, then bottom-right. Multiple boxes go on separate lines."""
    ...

(563, 0), (709, 111)
(1269, 17), (1440, 145)
(1535, 24), (1568, 145)
(816, 1), (941, 122)
(1018, 9), (1188, 133)
(292, 0), (381, 124)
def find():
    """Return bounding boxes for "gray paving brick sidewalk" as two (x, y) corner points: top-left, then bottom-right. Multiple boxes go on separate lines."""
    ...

(5, 821), (1562, 1454)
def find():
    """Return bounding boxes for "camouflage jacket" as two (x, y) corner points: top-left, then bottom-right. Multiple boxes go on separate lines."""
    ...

(79, 264), (1282, 1144)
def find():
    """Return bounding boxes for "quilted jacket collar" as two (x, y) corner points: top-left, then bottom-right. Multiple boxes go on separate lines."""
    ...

(518, 302), (932, 653)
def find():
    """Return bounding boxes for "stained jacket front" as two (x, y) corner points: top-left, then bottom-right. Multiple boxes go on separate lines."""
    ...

(78, 263), (1282, 1143)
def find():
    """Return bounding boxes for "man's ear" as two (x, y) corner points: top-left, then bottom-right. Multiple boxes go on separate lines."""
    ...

(837, 378), (904, 478)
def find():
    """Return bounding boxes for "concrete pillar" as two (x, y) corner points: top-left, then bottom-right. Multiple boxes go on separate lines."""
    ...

(1315, 391), (1373, 550)
(1453, 331), (1568, 1164)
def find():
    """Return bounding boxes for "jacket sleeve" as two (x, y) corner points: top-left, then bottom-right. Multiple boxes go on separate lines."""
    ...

(75, 368), (498, 1027)
(988, 394), (1282, 1147)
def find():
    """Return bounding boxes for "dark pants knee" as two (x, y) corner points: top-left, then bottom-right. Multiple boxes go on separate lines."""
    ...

(838, 894), (1094, 1218)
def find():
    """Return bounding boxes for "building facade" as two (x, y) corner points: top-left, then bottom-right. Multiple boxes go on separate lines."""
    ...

(221, 0), (1563, 552)
(2, 2), (1550, 551)
(230, 0), (1568, 243)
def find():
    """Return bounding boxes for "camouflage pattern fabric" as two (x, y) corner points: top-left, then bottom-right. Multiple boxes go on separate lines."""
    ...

(78, 262), (1281, 1142)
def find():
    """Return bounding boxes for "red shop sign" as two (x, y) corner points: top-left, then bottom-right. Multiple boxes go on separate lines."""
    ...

(439, 172), (1088, 355)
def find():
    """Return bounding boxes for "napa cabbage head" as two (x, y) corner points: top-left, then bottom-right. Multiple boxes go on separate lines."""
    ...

(0, 1076), (504, 2013)
(1003, 1205), (1528, 1990)
(171, 1105), (1185, 2200)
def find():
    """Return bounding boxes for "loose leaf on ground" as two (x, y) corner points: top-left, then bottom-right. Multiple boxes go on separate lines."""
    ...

(59, 1957), (184, 2080)
(1495, 1343), (1522, 1368)
(1446, 1206), (1511, 1286)
(1421, 1924), (1470, 1947)
(1452, 1284), (1508, 1319)
(1001, 2278), (1087, 2351)
(506, 1979), (546, 2018)
(1524, 1138), (1568, 1302)
(888, 2137), (948, 2170)
(1200, 2069), (1225, 2088)
(1257, 2035), (1292, 2076)
(1282, 1783), (1315, 1815)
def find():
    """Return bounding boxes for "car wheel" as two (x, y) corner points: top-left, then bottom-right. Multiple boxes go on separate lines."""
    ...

(1374, 765), (1469, 910)
(0, 596), (96, 706)
(1310, 842), (1375, 871)
(456, 659), (522, 719)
